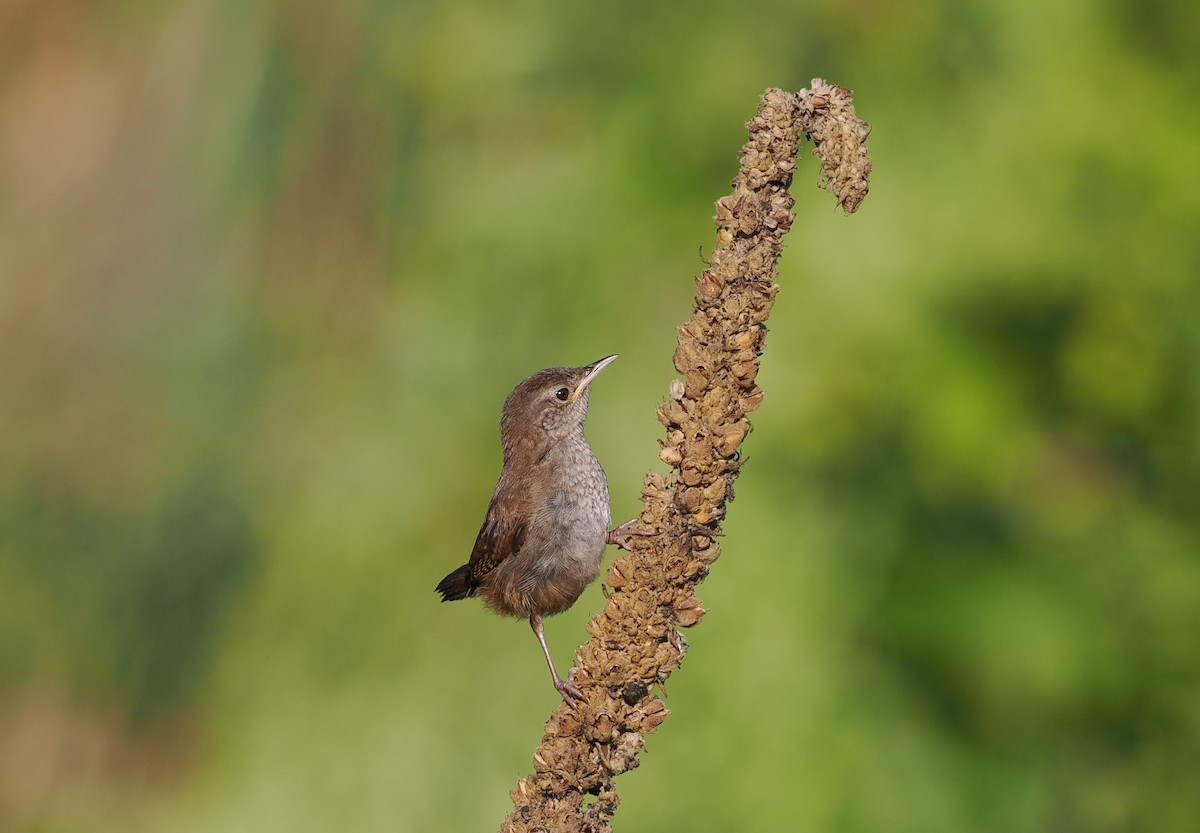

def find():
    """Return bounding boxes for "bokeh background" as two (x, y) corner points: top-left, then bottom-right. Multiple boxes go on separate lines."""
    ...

(2, 0), (1198, 831)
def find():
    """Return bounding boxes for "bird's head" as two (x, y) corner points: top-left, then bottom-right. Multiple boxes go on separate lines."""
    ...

(499, 355), (618, 456)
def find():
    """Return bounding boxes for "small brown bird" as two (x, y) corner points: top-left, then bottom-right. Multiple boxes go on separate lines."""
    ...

(435, 355), (647, 704)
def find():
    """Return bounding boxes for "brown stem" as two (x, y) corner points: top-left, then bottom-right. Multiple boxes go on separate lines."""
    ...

(501, 82), (872, 833)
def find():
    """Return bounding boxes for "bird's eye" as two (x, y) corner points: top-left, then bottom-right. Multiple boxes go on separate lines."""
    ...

(555, 387), (570, 401)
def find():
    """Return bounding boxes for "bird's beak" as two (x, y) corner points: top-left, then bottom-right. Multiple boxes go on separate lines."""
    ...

(573, 354), (618, 398)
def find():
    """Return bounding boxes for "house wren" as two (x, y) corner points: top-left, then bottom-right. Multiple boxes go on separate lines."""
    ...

(435, 355), (648, 705)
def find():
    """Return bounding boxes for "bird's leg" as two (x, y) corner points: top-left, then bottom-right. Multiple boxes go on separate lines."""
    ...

(606, 518), (653, 551)
(530, 615), (585, 706)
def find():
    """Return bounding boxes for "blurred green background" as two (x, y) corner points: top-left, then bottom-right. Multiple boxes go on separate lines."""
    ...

(1, 0), (1198, 831)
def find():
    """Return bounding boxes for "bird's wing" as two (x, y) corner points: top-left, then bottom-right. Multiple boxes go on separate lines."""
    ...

(466, 489), (528, 585)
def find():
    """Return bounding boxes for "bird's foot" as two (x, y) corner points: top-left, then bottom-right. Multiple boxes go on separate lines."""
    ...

(606, 518), (653, 551)
(554, 668), (586, 707)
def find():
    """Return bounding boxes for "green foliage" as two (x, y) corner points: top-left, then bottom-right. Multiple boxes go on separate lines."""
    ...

(0, 0), (1197, 831)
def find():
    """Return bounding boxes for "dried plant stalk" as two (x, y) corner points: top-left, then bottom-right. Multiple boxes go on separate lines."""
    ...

(501, 81), (871, 833)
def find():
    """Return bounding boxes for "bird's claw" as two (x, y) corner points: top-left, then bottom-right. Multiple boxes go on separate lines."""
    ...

(606, 518), (653, 551)
(555, 668), (586, 707)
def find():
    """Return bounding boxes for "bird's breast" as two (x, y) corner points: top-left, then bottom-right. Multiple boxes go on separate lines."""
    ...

(480, 437), (612, 618)
(535, 450), (611, 562)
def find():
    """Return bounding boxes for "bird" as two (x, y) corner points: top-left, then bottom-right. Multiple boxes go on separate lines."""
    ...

(435, 355), (649, 705)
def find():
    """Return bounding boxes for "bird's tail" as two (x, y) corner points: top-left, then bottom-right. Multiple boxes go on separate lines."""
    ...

(435, 565), (473, 601)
